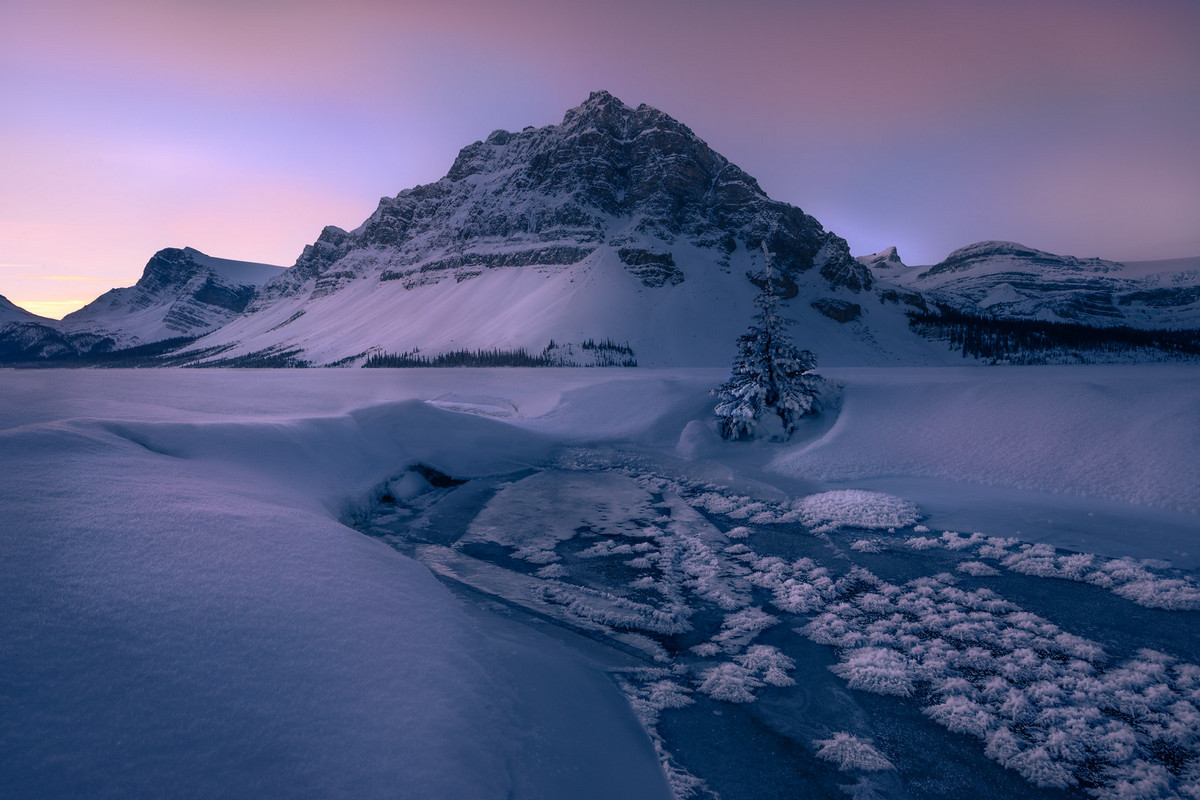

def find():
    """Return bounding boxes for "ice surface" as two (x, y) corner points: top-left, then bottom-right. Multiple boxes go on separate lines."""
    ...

(462, 471), (660, 563)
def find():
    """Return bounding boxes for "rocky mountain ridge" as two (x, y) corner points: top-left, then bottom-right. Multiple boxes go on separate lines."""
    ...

(62, 246), (284, 342)
(257, 91), (869, 304)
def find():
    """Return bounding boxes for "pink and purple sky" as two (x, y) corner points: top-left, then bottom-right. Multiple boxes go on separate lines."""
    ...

(3, 0), (1198, 318)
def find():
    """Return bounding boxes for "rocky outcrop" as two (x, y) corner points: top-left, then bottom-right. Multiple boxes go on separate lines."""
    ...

(810, 298), (862, 323)
(617, 248), (684, 287)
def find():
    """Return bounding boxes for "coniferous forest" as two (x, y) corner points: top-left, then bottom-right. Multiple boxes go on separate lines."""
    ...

(909, 306), (1200, 364)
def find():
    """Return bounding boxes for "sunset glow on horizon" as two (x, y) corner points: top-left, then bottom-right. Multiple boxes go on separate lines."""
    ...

(3, 0), (1198, 318)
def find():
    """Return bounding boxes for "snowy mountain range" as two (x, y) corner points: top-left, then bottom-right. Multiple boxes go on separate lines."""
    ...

(2, 92), (1197, 366)
(859, 241), (1200, 329)
(63, 246), (284, 344)
(0, 248), (284, 362)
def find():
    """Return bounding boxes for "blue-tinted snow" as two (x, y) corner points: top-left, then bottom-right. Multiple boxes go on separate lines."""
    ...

(2, 365), (1197, 799)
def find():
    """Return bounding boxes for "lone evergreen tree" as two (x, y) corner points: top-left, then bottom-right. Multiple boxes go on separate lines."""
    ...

(714, 243), (819, 440)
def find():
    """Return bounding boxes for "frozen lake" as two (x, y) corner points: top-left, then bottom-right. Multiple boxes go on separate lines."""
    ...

(2, 366), (1197, 798)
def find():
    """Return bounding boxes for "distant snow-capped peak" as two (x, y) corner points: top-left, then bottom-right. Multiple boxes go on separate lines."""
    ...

(60, 247), (285, 344)
(856, 246), (906, 271)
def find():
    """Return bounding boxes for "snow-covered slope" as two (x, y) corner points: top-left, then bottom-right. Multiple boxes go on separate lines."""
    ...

(0, 293), (116, 362)
(0, 369), (674, 799)
(61, 246), (284, 346)
(0, 294), (48, 324)
(184, 92), (952, 367)
(871, 241), (1200, 329)
(0, 296), (96, 362)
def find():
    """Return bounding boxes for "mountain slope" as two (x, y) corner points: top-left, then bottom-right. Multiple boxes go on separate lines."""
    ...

(0, 294), (117, 362)
(185, 92), (939, 367)
(60, 247), (285, 346)
(0, 295), (49, 325)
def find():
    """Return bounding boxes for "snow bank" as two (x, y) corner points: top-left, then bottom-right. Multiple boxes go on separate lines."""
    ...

(774, 366), (1200, 514)
(0, 371), (669, 799)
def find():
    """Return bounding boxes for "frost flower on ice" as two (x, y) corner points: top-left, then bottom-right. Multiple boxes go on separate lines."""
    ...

(813, 733), (895, 772)
(796, 490), (921, 533)
(830, 648), (915, 696)
(697, 662), (762, 703)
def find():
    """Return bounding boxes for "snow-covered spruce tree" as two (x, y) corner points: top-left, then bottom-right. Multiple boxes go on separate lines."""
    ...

(714, 243), (818, 440)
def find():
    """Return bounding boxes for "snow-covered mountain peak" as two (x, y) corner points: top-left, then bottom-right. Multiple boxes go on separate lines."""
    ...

(175, 93), (907, 365)
(856, 246), (905, 271)
(180, 247), (285, 287)
(560, 89), (638, 130)
(58, 247), (286, 345)
(876, 240), (1200, 328)
(268, 91), (870, 308)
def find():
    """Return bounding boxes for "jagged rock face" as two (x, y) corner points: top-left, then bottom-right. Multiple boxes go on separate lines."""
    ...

(262, 90), (869, 304)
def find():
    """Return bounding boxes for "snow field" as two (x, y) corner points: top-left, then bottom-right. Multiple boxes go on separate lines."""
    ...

(775, 365), (1200, 515)
(0, 376), (670, 799)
